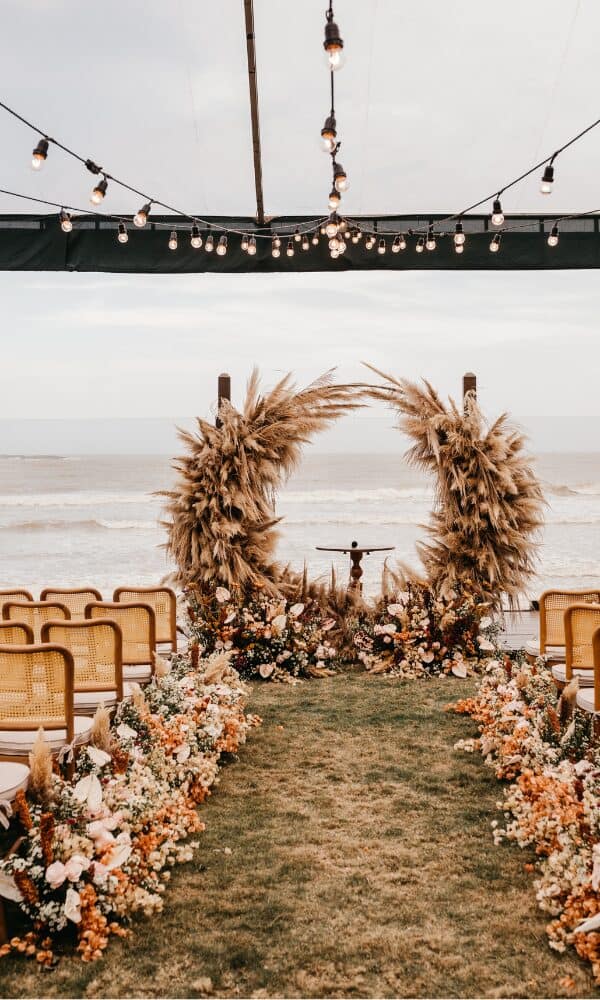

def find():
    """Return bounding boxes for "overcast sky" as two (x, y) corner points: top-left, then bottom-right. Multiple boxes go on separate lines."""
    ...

(0, 0), (599, 453)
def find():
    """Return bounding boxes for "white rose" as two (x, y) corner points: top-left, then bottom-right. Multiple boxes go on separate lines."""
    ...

(290, 603), (305, 618)
(64, 887), (82, 923)
(45, 861), (67, 889)
(215, 587), (231, 604)
(259, 663), (275, 679)
(386, 604), (404, 617)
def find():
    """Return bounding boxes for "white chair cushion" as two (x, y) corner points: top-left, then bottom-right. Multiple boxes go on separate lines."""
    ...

(123, 664), (152, 683)
(552, 663), (595, 687)
(0, 761), (30, 800)
(525, 639), (565, 658)
(0, 715), (93, 755)
(576, 688), (598, 714)
(74, 683), (136, 713)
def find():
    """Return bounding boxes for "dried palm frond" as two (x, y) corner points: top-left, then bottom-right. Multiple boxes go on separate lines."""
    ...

(557, 675), (579, 727)
(28, 729), (54, 807)
(90, 704), (112, 754)
(162, 369), (361, 597)
(365, 366), (544, 609)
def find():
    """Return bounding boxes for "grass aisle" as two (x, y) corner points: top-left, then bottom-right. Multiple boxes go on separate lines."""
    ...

(1, 675), (597, 999)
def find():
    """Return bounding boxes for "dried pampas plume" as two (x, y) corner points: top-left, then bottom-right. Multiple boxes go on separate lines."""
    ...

(365, 366), (544, 609)
(154, 652), (171, 678)
(162, 369), (361, 597)
(90, 704), (112, 754)
(202, 650), (233, 686)
(28, 728), (54, 807)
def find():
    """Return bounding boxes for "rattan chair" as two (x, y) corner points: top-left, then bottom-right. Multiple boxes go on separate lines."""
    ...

(0, 590), (33, 616)
(0, 622), (34, 645)
(85, 602), (156, 683)
(2, 601), (70, 641)
(0, 644), (92, 763)
(114, 586), (177, 651)
(575, 627), (600, 717)
(41, 619), (126, 715)
(40, 587), (102, 619)
(525, 589), (600, 662)
(551, 603), (600, 688)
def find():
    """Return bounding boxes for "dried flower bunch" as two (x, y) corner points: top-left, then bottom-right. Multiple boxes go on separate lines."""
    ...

(366, 368), (544, 609)
(163, 369), (360, 597)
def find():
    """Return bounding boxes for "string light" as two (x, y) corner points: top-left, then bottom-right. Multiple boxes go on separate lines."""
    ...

(333, 162), (348, 192)
(134, 201), (151, 228)
(323, 6), (345, 71)
(294, 227), (301, 242)
(205, 232), (214, 252)
(328, 187), (341, 211)
(272, 237), (281, 258)
(325, 214), (339, 237)
(117, 222), (128, 244)
(169, 230), (178, 250)
(311, 232), (319, 246)
(455, 242), (464, 255)
(286, 240), (294, 257)
(392, 235), (401, 253)
(490, 233), (501, 253)
(547, 223), (559, 247)
(90, 177), (108, 205)
(216, 234), (227, 256)
(328, 236), (340, 251)
(365, 234), (375, 250)
(247, 235), (257, 255)
(454, 222), (465, 246)
(31, 138), (48, 170)
(540, 164), (554, 194)
(190, 225), (202, 249)
(241, 233), (249, 251)
(416, 237), (425, 253)
(301, 233), (310, 250)
(425, 226), (436, 251)
(491, 198), (504, 226)
(337, 237), (347, 254)
(377, 238), (386, 255)
(59, 209), (72, 233)
(320, 114), (337, 153)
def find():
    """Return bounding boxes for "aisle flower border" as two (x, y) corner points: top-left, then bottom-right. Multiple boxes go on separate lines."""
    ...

(451, 655), (600, 982)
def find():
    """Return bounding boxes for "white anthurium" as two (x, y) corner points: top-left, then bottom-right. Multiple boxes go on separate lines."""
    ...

(215, 587), (231, 604)
(290, 603), (305, 618)
(73, 773), (103, 813)
(592, 845), (600, 892)
(271, 614), (287, 635)
(259, 663), (275, 679)
(224, 611), (236, 624)
(478, 636), (495, 651)
(479, 616), (493, 630)
(116, 722), (138, 741)
(176, 744), (191, 764)
(87, 746), (111, 768)
(64, 887), (82, 923)
(322, 619), (336, 632)
(574, 912), (600, 935)
(103, 840), (132, 871)
(451, 658), (468, 678)
(386, 603), (404, 617)
(0, 871), (22, 902)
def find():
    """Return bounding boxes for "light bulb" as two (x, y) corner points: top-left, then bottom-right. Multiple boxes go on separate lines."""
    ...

(302, 234), (310, 250)
(351, 228), (360, 244)
(365, 235), (375, 250)
(333, 163), (348, 193)
(547, 224), (559, 247)
(216, 235), (227, 256)
(416, 238), (425, 253)
(454, 222), (465, 246)
(90, 178), (108, 205)
(540, 164), (554, 194)
(59, 210), (72, 233)
(425, 229), (436, 251)
(320, 114), (337, 153)
(273, 236), (281, 248)
(324, 15), (345, 70)
(325, 214), (339, 238)
(392, 236), (401, 253)
(241, 234), (249, 251)
(134, 202), (151, 227)
(311, 233), (319, 246)
(191, 225), (202, 249)
(455, 243), (464, 255)
(328, 188), (341, 211)
(491, 198), (504, 227)
(169, 230), (178, 251)
(247, 236), (257, 255)
(31, 138), (49, 170)
(294, 227), (301, 243)
(399, 234), (406, 250)
(378, 238), (386, 255)
(286, 240), (294, 257)
(489, 234), (501, 253)
(205, 233), (214, 252)
(338, 238), (347, 254)
(328, 236), (340, 251)
(330, 248), (339, 259)
(117, 222), (128, 244)
(272, 238), (281, 258)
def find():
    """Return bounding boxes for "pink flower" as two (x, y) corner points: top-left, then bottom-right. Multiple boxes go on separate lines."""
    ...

(45, 861), (67, 889)
(64, 854), (90, 882)
(215, 587), (230, 604)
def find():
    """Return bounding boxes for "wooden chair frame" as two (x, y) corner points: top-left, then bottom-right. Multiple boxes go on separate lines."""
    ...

(1, 601), (70, 640)
(0, 642), (75, 741)
(41, 618), (124, 701)
(113, 586), (177, 651)
(0, 622), (34, 644)
(0, 590), (34, 613)
(84, 601), (156, 668)
(40, 587), (102, 618)
(563, 603), (600, 683)
(592, 627), (600, 714)
(539, 589), (600, 653)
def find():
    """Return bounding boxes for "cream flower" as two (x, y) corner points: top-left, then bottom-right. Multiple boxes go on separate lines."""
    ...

(290, 603), (305, 618)
(215, 587), (231, 604)
(259, 663), (275, 679)
(45, 860), (67, 889)
(64, 887), (82, 923)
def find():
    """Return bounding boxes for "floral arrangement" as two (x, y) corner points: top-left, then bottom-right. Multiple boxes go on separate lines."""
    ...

(184, 586), (339, 681)
(0, 650), (257, 966)
(350, 583), (500, 678)
(451, 655), (600, 981)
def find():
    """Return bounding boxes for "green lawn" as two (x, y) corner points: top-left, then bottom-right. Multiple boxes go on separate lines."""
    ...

(0, 674), (597, 999)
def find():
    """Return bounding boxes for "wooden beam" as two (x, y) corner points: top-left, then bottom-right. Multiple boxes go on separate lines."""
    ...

(216, 372), (231, 428)
(463, 372), (477, 412)
(243, 0), (265, 225)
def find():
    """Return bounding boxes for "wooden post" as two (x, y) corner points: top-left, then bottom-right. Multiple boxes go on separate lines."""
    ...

(463, 372), (477, 411)
(216, 373), (231, 428)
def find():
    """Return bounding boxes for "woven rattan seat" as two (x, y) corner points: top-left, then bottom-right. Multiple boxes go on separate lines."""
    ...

(575, 628), (600, 716)
(0, 643), (92, 761)
(41, 618), (124, 714)
(85, 602), (156, 679)
(0, 622), (34, 645)
(40, 587), (102, 619)
(114, 586), (177, 651)
(2, 601), (70, 641)
(0, 590), (33, 615)
(536, 589), (600, 657)
(550, 603), (600, 689)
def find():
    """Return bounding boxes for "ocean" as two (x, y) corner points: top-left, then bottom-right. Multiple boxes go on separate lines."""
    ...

(1, 452), (599, 601)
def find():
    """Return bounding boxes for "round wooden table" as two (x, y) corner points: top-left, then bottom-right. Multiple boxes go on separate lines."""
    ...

(316, 541), (395, 592)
